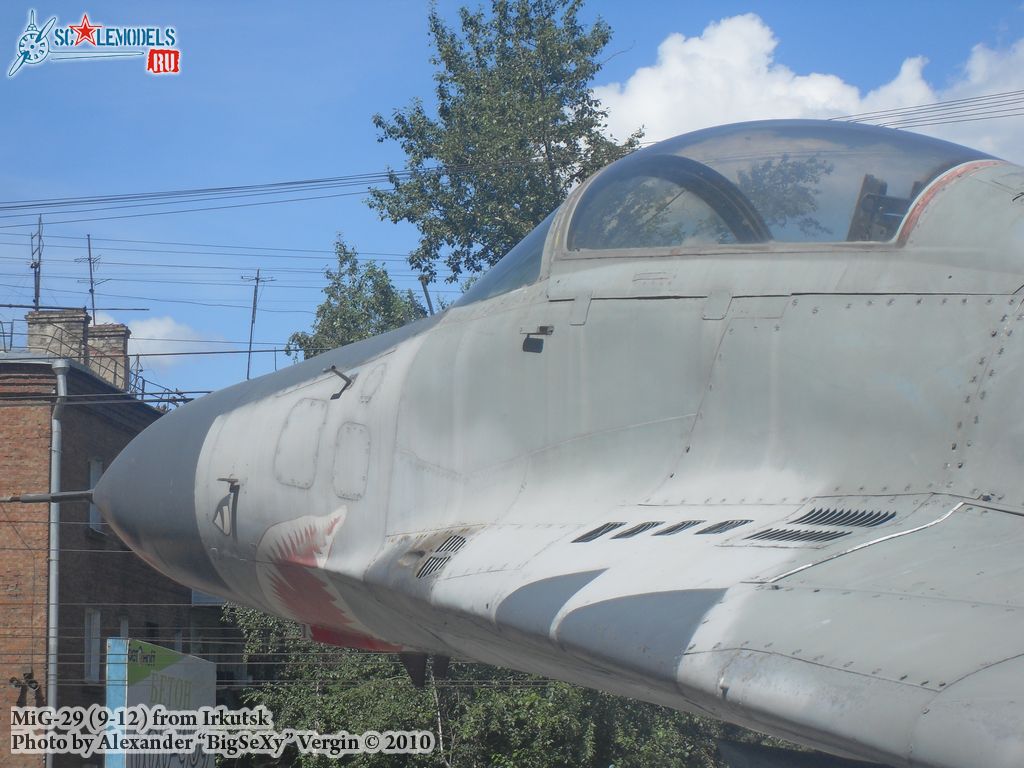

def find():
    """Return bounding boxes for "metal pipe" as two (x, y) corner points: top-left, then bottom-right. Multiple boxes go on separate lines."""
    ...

(46, 359), (69, 768)
(1, 490), (93, 504)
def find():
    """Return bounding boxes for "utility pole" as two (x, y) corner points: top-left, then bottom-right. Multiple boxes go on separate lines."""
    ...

(29, 215), (43, 311)
(75, 235), (103, 325)
(242, 269), (274, 380)
(419, 275), (435, 315)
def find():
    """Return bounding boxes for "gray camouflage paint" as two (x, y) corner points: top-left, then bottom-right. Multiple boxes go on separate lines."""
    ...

(95, 122), (1024, 768)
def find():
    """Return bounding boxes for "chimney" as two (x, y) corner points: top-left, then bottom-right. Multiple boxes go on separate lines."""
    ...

(26, 309), (89, 360)
(25, 309), (133, 390)
(87, 323), (132, 390)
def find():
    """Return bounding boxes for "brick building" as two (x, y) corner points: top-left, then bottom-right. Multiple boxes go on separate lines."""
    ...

(0, 309), (242, 768)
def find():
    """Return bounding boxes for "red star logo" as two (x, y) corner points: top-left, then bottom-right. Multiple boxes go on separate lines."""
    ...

(68, 13), (102, 46)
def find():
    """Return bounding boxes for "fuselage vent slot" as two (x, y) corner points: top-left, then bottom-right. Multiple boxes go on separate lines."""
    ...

(436, 535), (467, 553)
(611, 522), (664, 539)
(416, 556), (450, 579)
(653, 520), (705, 536)
(746, 528), (852, 543)
(573, 522), (627, 543)
(792, 508), (896, 527)
(696, 519), (753, 535)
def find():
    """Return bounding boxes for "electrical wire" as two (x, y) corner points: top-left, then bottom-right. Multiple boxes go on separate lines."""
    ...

(0, 156), (550, 213)
(0, 403), (194, 412)
(0, 188), (372, 230)
(0, 283), (319, 313)
(0, 270), (436, 285)
(0, 347), (297, 360)
(837, 88), (1024, 121)
(0, 156), (559, 230)
(0, 231), (441, 273)
(836, 88), (1024, 130)
(49, 233), (364, 253)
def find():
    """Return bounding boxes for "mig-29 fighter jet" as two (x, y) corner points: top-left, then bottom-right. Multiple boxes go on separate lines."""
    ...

(96, 120), (1024, 768)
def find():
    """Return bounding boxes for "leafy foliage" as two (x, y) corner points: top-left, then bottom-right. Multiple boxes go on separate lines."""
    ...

(736, 155), (834, 237)
(368, 0), (642, 282)
(286, 238), (426, 360)
(223, 605), (742, 768)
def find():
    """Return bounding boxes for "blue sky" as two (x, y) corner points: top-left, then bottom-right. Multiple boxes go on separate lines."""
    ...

(1, 1), (1023, 395)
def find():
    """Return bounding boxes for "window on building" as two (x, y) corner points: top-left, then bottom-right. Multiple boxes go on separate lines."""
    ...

(84, 609), (101, 682)
(88, 458), (104, 532)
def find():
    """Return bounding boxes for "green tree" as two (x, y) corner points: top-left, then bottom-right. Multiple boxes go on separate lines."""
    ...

(287, 238), (426, 360)
(736, 154), (834, 238)
(368, 0), (642, 282)
(223, 605), (737, 768)
(223, 607), (440, 768)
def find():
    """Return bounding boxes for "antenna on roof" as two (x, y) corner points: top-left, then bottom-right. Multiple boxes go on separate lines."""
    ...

(29, 216), (43, 311)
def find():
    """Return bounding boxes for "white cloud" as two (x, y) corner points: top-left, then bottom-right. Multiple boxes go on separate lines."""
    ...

(923, 38), (1024, 158)
(95, 312), (210, 371)
(595, 14), (1024, 162)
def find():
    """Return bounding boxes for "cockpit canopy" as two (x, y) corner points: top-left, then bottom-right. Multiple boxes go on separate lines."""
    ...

(456, 120), (992, 306)
(569, 120), (991, 250)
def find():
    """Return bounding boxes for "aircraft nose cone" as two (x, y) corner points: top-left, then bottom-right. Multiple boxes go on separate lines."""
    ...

(93, 396), (230, 597)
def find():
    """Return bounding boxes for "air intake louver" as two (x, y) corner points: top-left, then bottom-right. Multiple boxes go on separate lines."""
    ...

(415, 533), (470, 578)
(653, 520), (705, 536)
(416, 556), (449, 578)
(573, 522), (627, 543)
(792, 508), (896, 527)
(746, 528), (851, 543)
(436, 535), (467, 553)
(611, 522), (664, 539)
(696, 520), (753, 535)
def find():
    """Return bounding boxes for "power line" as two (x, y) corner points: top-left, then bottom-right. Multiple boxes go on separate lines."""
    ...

(878, 111), (1024, 130)
(49, 233), (406, 257)
(0, 156), (558, 230)
(6, 328), (298, 346)
(0, 239), (409, 263)
(0, 181), (380, 222)
(0, 188), (371, 230)
(0, 346), (331, 360)
(0, 270), (433, 285)
(0, 399), (192, 409)
(835, 88), (1024, 131)
(0, 283), (318, 313)
(0, 254), (334, 272)
(836, 88), (1024, 122)
(0, 282), (462, 310)
(0, 169), (415, 211)
(51, 233), (340, 252)
(0, 157), (548, 214)
(0, 390), (208, 402)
